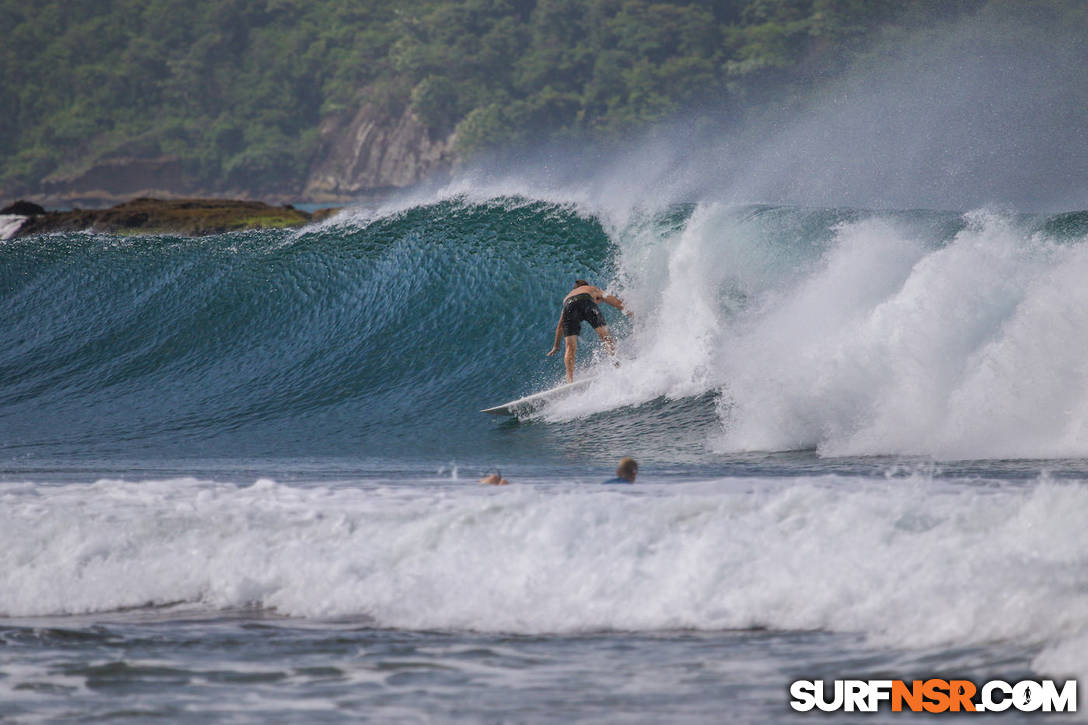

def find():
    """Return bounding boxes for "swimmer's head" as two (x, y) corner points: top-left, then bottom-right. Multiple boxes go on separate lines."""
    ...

(615, 457), (638, 482)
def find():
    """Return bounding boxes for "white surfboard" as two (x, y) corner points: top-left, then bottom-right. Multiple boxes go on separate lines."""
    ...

(481, 377), (595, 416)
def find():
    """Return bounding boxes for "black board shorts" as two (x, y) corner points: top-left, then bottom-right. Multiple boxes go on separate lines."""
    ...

(561, 293), (606, 336)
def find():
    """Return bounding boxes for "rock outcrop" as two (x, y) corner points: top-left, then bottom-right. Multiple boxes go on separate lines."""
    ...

(1, 200), (46, 216)
(11, 197), (318, 238)
(304, 105), (455, 200)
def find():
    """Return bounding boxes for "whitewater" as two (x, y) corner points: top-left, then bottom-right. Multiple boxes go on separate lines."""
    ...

(2, 191), (1087, 721)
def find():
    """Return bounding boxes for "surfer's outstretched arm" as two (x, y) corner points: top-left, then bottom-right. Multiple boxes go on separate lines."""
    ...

(601, 294), (631, 316)
(601, 294), (623, 309)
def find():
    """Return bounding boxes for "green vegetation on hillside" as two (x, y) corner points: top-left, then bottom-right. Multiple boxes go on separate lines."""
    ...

(0, 0), (415, 194)
(3, 0), (1069, 197)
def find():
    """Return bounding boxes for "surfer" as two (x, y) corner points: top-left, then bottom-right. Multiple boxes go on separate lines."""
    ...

(546, 279), (628, 382)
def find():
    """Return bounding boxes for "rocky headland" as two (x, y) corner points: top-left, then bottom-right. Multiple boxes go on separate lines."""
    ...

(1, 198), (342, 240)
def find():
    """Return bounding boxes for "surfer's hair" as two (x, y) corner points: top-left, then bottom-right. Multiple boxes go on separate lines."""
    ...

(574, 279), (590, 288)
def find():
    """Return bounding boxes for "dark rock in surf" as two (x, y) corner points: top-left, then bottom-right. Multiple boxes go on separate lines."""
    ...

(1, 200), (46, 216)
(11, 197), (315, 238)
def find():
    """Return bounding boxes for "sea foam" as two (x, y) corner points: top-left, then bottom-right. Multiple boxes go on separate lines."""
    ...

(0, 215), (26, 241)
(2, 476), (1085, 682)
(540, 203), (1088, 460)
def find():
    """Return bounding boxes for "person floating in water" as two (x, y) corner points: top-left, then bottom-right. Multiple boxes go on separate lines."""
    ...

(546, 279), (628, 382)
(603, 457), (638, 484)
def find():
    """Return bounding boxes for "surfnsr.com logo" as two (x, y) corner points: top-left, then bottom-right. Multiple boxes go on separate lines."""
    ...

(790, 679), (1077, 713)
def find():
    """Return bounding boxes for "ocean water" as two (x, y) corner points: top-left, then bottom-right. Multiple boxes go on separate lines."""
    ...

(2, 194), (1087, 722)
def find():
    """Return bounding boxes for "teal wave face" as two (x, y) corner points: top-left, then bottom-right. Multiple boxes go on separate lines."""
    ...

(0, 198), (613, 462)
(5, 198), (1088, 466)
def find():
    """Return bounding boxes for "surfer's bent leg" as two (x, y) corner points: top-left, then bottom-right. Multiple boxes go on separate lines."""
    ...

(594, 325), (616, 357)
(563, 335), (578, 382)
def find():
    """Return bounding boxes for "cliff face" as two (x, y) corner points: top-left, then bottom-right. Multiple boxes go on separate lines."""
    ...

(41, 157), (191, 197)
(3, 105), (454, 207)
(303, 105), (456, 201)
(24, 156), (204, 207)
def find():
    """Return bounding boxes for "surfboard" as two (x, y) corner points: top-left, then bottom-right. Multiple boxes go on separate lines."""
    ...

(481, 377), (595, 416)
